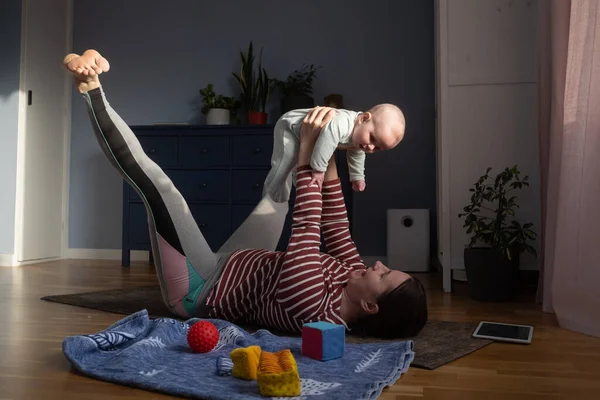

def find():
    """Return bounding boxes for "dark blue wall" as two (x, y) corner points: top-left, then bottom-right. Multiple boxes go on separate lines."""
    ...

(70, 0), (436, 257)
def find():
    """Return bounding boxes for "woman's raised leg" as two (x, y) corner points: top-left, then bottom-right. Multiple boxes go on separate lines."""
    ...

(65, 50), (217, 317)
(217, 194), (289, 255)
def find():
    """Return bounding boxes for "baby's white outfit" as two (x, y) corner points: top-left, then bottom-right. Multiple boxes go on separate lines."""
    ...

(263, 108), (366, 203)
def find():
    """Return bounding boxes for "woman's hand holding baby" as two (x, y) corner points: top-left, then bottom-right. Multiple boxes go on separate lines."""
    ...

(299, 106), (337, 147)
(298, 106), (337, 188)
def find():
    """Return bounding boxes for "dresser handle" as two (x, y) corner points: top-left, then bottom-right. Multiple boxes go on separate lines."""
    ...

(254, 148), (261, 154)
(200, 148), (208, 154)
(199, 183), (207, 188)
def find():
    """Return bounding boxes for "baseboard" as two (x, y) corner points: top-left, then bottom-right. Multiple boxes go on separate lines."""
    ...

(0, 253), (15, 267)
(2, 249), (150, 266)
(452, 269), (468, 282)
(432, 252), (443, 272)
(453, 268), (540, 287)
(67, 248), (150, 262)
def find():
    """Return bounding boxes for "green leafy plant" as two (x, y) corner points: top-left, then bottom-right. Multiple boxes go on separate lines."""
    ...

(458, 166), (537, 260)
(232, 41), (270, 113)
(256, 61), (270, 113)
(271, 64), (321, 97)
(199, 84), (241, 115)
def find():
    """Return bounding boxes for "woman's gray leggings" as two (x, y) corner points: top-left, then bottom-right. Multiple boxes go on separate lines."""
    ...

(82, 86), (289, 317)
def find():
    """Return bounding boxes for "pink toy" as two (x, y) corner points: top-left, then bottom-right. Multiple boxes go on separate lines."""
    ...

(302, 321), (345, 361)
(187, 321), (219, 353)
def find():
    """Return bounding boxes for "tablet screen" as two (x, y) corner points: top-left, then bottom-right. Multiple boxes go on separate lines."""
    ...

(477, 322), (531, 340)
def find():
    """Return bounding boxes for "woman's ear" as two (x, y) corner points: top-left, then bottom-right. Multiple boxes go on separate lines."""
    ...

(360, 299), (379, 316)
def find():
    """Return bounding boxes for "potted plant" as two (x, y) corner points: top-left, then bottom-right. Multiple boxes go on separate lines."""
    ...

(458, 166), (537, 302)
(271, 64), (320, 114)
(232, 41), (270, 124)
(199, 83), (241, 125)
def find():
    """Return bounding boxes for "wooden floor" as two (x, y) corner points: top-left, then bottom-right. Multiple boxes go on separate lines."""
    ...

(0, 260), (599, 399)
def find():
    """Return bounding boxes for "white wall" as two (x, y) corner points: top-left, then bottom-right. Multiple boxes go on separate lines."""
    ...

(437, 0), (541, 289)
(0, 0), (22, 265)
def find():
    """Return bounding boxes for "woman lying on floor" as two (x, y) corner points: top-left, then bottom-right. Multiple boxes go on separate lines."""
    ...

(63, 50), (427, 339)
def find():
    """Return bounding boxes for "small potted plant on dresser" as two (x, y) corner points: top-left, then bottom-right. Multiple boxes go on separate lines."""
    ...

(272, 64), (320, 114)
(232, 41), (270, 124)
(200, 83), (241, 125)
(458, 166), (537, 302)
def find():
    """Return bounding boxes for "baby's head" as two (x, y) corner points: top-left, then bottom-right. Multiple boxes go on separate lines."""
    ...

(351, 104), (405, 153)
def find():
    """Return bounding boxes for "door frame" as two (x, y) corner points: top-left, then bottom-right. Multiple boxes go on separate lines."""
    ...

(14, 0), (73, 266)
(435, 0), (452, 292)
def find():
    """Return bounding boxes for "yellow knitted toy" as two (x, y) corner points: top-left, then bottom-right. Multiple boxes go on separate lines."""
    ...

(230, 345), (262, 380)
(229, 347), (301, 397)
(257, 349), (301, 397)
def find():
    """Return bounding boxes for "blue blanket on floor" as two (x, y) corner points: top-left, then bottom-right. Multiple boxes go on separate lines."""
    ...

(63, 310), (414, 399)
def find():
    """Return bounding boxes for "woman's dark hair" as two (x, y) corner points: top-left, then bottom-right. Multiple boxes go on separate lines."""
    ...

(357, 277), (428, 339)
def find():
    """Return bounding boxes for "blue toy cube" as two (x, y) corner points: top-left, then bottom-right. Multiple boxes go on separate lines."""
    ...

(301, 321), (345, 361)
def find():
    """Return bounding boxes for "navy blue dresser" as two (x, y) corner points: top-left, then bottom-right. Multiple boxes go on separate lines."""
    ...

(121, 124), (352, 267)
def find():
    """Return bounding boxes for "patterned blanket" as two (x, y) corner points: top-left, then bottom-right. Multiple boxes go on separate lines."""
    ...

(63, 310), (414, 399)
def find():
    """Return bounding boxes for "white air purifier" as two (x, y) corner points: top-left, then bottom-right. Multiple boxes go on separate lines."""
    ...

(386, 209), (430, 272)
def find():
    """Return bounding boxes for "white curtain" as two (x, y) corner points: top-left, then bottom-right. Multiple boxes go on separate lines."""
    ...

(538, 0), (600, 337)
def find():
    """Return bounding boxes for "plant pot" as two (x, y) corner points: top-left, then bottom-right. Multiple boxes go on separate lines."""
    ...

(281, 95), (314, 114)
(248, 111), (268, 125)
(324, 94), (344, 109)
(206, 108), (230, 125)
(463, 247), (520, 302)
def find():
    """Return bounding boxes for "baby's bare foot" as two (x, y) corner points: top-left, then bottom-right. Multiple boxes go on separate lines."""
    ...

(63, 49), (110, 93)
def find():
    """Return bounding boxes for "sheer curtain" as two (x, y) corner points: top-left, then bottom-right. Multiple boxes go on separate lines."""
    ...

(538, 0), (600, 337)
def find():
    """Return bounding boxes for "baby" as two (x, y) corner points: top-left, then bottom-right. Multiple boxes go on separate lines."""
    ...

(263, 104), (405, 203)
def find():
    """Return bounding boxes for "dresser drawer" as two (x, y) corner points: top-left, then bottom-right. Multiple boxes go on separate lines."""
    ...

(232, 203), (293, 252)
(170, 170), (229, 201)
(231, 204), (255, 232)
(129, 203), (150, 248)
(127, 203), (231, 251)
(138, 136), (178, 168)
(127, 170), (178, 201)
(189, 204), (231, 250)
(179, 136), (230, 167)
(232, 135), (273, 166)
(232, 170), (269, 203)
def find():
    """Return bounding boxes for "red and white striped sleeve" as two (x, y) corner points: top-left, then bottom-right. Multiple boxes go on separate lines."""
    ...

(321, 178), (365, 269)
(275, 166), (326, 320)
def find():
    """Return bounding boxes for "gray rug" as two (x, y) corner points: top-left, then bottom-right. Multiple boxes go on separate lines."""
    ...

(42, 285), (492, 370)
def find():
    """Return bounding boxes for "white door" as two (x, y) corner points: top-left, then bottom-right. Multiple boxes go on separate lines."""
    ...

(17, 0), (70, 262)
(435, 0), (540, 292)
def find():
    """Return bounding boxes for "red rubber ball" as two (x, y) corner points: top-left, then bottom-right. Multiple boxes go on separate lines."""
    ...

(187, 321), (219, 353)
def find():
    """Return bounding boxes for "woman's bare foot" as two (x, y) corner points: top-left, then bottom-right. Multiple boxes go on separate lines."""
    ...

(63, 49), (110, 93)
